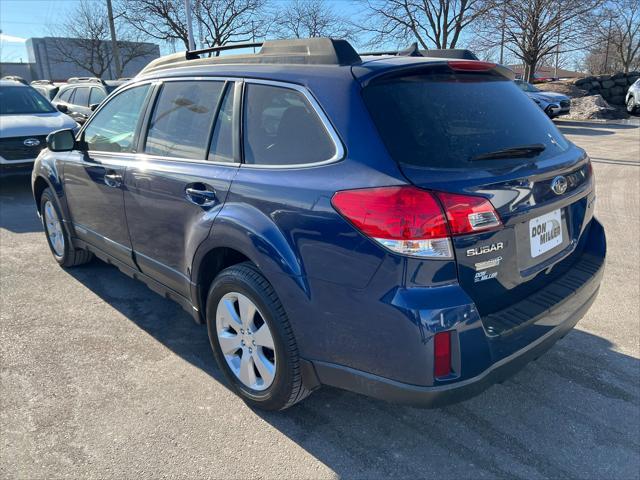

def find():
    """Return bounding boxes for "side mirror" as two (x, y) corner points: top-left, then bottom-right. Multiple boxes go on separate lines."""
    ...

(47, 129), (76, 152)
(90, 103), (99, 111)
(56, 104), (68, 113)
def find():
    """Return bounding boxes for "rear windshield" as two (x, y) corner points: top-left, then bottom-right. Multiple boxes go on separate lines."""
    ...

(0, 85), (56, 115)
(362, 71), (569, 169)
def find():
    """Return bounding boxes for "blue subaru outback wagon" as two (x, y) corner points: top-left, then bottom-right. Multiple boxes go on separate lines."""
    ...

(32, 38), (606, 410)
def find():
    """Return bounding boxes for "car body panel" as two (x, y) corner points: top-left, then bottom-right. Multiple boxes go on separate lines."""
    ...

(62, 151), (134, 267)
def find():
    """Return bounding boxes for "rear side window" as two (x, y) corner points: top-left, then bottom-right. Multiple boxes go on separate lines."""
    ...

(73, 87), (90, 106)
(363, 71), (569, 169)
(243, 84), (336, 165)
(89, 87), (107, 105)
(208, 85), (235, 163)
(145, 80), (224, 159)
(84, 84), (150, 152)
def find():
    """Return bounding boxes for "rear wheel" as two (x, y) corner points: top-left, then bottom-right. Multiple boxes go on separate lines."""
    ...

(627, 96), (637, 113)
(40, 188), (92, 267)
(206, 262), (311, 410)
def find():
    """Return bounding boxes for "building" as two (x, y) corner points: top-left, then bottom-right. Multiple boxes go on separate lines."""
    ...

(507, 64), (583, 80)
(1, 36), (160, 82)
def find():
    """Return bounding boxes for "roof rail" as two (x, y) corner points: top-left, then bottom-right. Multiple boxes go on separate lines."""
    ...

(138, 38), (362, 76)
(185, 42), (264, 60)
(360, 44), (479, 60)
(67, 77), (105, 85)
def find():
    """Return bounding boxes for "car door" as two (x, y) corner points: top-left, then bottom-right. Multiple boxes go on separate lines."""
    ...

(64, 83), (153, 267)
(123, 79), (240, 298)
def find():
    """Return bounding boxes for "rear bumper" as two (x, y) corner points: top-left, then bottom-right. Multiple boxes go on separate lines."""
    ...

(310, 218), (605, 407)
(312, 284), (599, 407)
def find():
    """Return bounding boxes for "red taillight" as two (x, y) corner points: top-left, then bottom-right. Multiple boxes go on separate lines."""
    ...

(434, 331), (452, 378)
(436, 192), (502, 236)
(331, 186), (452, 258)
(448, 60), (495, 72)
(331, 186), (501, 257)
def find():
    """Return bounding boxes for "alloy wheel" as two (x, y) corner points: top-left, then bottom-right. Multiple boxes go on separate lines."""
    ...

(44, 200), (65, 257)
(215, 292), (276, 391)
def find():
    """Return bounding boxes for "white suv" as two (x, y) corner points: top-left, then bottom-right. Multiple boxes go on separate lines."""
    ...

(626, 78), (640, 114)
(0, 80), (77, 176)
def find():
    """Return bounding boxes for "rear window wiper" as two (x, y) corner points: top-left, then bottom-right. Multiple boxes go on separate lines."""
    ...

(471, 143), (546, 161)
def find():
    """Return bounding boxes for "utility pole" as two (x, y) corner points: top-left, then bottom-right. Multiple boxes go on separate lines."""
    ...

(184, 0), (196, 51)
(554, 23), (560, 79)
(499, 4), (506, 64)
(106, 0), (122, 79)
(603, 13), (612, 74)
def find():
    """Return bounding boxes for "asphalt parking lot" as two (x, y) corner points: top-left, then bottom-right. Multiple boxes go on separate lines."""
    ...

(1, 120), (639, 479)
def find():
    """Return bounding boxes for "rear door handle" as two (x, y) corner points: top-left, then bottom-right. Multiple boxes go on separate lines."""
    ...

(185, 185), (217, 207)
(104, 171), (122, 188)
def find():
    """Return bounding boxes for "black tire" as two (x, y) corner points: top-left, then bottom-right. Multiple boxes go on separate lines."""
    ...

(40, 188), (93, 267)
(206, 262), (311, 410)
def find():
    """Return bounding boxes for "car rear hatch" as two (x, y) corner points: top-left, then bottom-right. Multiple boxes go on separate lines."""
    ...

(358, 60), (597, 322)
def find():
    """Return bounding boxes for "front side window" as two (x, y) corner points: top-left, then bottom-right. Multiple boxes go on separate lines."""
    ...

(89, 87), (107, 105)
(57, 88), (73, 103)
(144, 80), (224, 159)
(0, 86), (56, 115)
(515, 80), (539, 93)
(243, 84), (336, 166)
(83, 84), (150, 153)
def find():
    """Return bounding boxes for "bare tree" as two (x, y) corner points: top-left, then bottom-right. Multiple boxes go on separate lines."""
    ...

(359, 0), (495, 49)
(194, 0), (266, 48)
(592, 0), (640, 73)
(119, 0), (190, 49)
(475, 0), (602, 82)
(49, 0), (156, 78)
(270, 0), (355, 40)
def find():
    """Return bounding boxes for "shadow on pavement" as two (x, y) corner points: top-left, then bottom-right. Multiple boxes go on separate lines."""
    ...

(64, 257), (640, 479)
(556, 126), (616, 136)
(555, 120), (639, 130)
(0, 175), (42, 234)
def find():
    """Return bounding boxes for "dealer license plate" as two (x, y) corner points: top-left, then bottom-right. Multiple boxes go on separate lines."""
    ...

(530, 209), (563, 258)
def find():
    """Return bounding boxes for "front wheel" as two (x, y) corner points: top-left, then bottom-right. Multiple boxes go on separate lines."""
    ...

(40, 188), (92, 267)
(627, 96), (637, 113)
(206, 262), (312, 410)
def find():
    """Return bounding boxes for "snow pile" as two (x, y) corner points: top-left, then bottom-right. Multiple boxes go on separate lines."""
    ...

(563, 95), (627, 120)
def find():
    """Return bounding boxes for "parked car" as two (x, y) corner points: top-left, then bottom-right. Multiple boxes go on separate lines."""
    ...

(625, 78), (640, 114)
(51, 77), (126, 125)
(1, 75), (28, 85)
(515, 79), (571, 118)
(0, 80), (77, 176)
(30, 80), (60, 101)
(33, 38), (605, 410)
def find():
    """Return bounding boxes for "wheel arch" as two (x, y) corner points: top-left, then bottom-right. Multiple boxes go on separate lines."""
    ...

(190, 203), (310, 324)
(33, 175), (50, 214)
